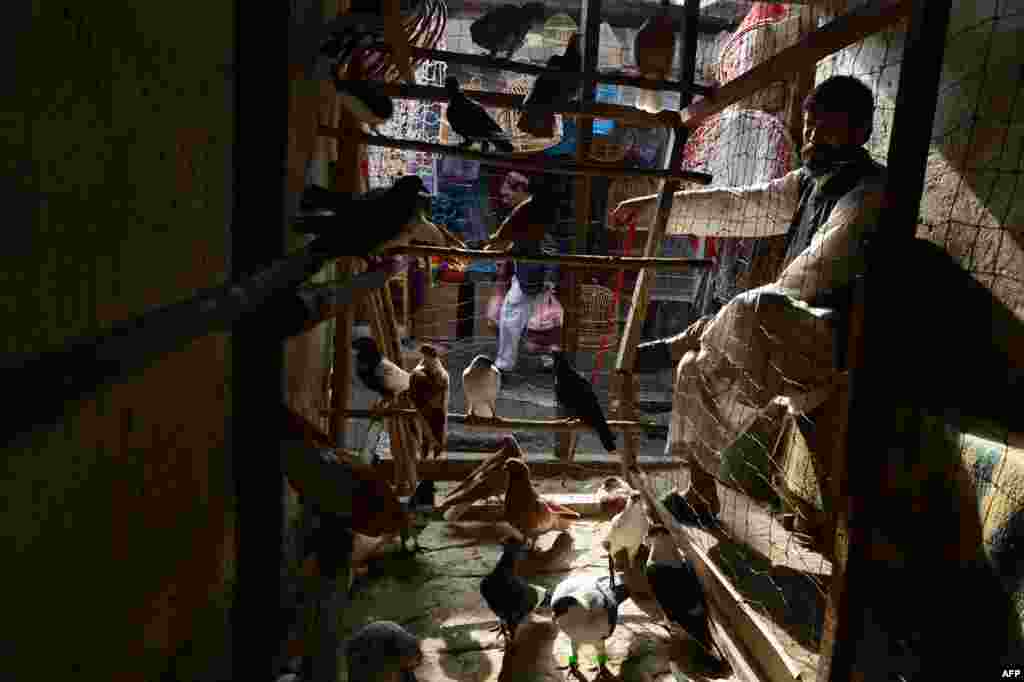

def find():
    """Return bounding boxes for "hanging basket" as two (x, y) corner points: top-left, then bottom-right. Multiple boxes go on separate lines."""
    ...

(501, 75), (564, 156)
(349, 0), (449, 83)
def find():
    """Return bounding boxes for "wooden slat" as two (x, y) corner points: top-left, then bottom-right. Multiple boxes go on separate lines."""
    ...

(387, 246), (714, 270)
(328, 258), (354, 447)
(318, 130), (713, 181)
(335, 409), (653, 433)
(679, 0), (914, 130)
(373, 453), (685, 481)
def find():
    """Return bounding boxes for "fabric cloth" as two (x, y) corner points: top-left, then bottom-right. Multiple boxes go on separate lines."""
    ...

(649, 151), (886, 469)
(495, 275), (543, 372)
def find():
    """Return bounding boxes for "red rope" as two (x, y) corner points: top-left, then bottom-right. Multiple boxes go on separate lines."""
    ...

(591, 209), (638, 384)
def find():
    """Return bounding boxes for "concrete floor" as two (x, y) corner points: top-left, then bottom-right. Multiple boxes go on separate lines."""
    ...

(336, 474), (830, 682)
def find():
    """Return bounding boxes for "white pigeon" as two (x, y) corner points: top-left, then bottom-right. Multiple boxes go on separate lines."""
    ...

(601, 491), (650, 587)
(550, 572), (631, 682)
(463, 355), (501, 419)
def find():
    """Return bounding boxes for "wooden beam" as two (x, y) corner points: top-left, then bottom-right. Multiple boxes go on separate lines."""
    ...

(374, 453), (685, 481)
(386, 246), (714, 270)
(328, 258), (354, 447)
(785, 67), (816, 156)
(678, 0), (914, 130)
(444, 0), (740, 32)
(335, 409), (655, 433)
(819, 1), (954, 680)
(317, 130), (712, 181)
(628, 469), (806, 682)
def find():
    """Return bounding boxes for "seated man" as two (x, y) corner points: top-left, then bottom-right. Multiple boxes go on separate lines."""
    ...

(614, 75), (887, 524)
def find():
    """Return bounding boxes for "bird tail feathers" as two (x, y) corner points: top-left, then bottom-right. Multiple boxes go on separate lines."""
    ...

(597, 422), (617, 453)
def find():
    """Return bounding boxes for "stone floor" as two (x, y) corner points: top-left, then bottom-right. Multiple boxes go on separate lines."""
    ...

(335, 475), (830, 682)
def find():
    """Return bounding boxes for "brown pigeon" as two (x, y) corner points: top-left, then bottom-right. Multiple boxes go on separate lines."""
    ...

(438, 435), (521, 521)
(503, 458), (581, 547)
(408, 344), (449, 459)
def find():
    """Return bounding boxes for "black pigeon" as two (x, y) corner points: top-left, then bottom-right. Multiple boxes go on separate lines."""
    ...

(645, 525), (729, 674)
(552, 350), (617, 453)
(480, 538), (552, 650)
(470, 2), (547, 60)
(352, 336), (411, 404)
(661, 488), (718, 528)
(292, 175), (431, 259)
(444, 77), (514, 153)
(400, 478), (435, 553)
(518, 34), (581, 138)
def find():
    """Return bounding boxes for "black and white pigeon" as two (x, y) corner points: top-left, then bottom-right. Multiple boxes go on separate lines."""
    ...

(480, 538), (552, 650)
(399, 478), (435, 553)
(518, 33), (581, 138)
(293, 175), (433, 261)
(552, 350), (617, 453)
(470, 2), (547, 59)
(551, 572), (631, 682)
(444, 77), (514, 153)
(644, 525), (729, 674)
(463, 355), (501, 419)
(353, 336), (411, 405)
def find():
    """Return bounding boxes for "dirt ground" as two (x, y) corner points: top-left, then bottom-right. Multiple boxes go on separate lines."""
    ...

(333, 474), (829, 682)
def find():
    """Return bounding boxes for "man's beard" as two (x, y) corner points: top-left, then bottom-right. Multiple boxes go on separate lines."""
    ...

(802, 143), (862, 177)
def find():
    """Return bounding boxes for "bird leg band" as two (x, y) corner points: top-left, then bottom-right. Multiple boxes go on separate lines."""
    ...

(596, 654), (608, 666)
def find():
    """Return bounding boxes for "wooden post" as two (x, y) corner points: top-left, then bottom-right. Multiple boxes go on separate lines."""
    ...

(329, 258), (354, 448)
(381, 280), (418, 494)
(786, 67), (816, 155)
(817, 1), (953, 680)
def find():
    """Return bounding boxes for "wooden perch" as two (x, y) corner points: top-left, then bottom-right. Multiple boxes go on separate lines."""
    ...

(365, 84), (682, 129)
(331, 408), (656, 433)
(680, 0), (914, 130)
(316, 130), (713, 182)
(382, 245), (714, 270)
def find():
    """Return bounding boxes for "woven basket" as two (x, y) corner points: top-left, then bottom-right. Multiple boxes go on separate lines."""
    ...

(501, 76), (564, 155)
(351, 0), (448, 83)
(577, 284), (618, 351)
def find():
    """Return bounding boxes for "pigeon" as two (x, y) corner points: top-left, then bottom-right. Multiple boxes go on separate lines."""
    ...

(353, 336), (411, 405)
(344, 620), (423, 682)
(408, 345), (449, 460)
(551, 572), (631, 682)
(552, 350), (617, 453)
(470, 2), (547, 59)
(504, 458), (581, 547)
(463, 355), (501, 419)
(518, 34), (581, 138)
(480, 538), (553, 650)
(332, 47), (394, 132)
(437, 436), (520, 521)
(645, 525), (729, 672)
(444, 77), (515, 153)
(292, 175), (432, 260)
(662, 487), (718, 528)
(596, 476), (634, 516)
(601, 491), (650, 587)
(399, 478), (435, 553)
(633, 1), (677, 113)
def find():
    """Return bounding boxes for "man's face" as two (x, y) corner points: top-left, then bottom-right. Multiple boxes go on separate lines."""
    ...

(801, 108), (868, 171)
(500, 172), (530, 208)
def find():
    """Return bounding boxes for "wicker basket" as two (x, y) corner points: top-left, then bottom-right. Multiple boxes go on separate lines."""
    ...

(350, 0), (448, 82)
(500, 75), (564, 155)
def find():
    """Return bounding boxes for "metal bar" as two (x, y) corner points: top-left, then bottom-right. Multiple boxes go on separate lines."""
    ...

(230, 0), (290, 676)
(320, 130), (713, 181)
(384, 245), (714, 269)
(679, 0), (915, 130)
(819, 1), (954, 680)
(336, 408), (653, 432)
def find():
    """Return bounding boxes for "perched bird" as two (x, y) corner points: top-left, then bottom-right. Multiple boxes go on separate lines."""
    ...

(504, 458), (581, 547)
(662, 487), (718, 528)
(332, 46), (394, 132)
(463, 355), (502, 419)
(518, 34), (581, 138)
(551, 572), (631, 682)
(444, 77), (515, 153)
(408, 345), (449, 460)
(596, 476), (634, 516)
(632, 0), (677, 113)
(344, 620), (423, 682)
(602, 491), (650, 587)
(480, 538), (553, 650)
(552, 350), (617, 453)
(292, 175), (432, 260)
(353, 336), (411, 405)
(470, 2), (547, 59)
(438, 436), (520, 521)
(645, 525), (728, 673)
(399, 478), (436, 553)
